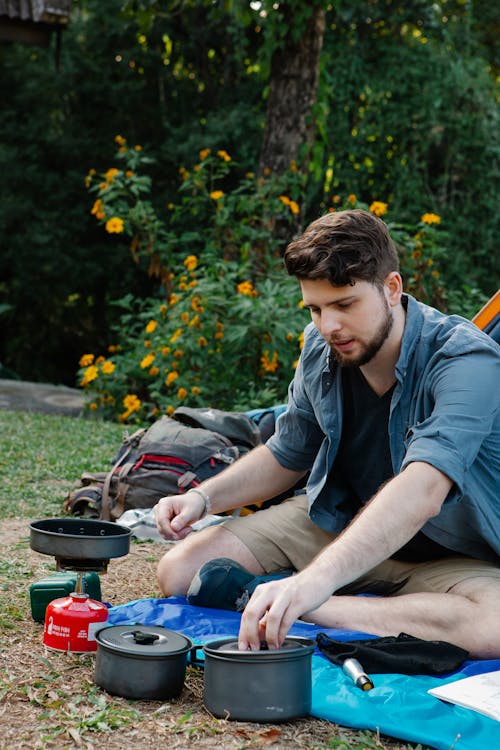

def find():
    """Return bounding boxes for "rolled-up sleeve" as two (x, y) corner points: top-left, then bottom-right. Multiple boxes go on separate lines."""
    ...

(401, 345), (500, 496)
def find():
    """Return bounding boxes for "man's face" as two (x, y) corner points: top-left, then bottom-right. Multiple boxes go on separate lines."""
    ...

(300, 277), (394, 367)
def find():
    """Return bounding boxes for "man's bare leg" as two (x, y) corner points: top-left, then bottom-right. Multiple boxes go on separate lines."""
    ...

(302, 576), (500, 659)
(157, 525), (266, 596)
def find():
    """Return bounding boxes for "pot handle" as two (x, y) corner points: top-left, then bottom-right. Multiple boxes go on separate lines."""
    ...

(189, 645), (205, 669)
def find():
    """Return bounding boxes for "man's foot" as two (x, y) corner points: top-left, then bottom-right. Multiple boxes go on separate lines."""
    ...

(186, 557), (293, 612)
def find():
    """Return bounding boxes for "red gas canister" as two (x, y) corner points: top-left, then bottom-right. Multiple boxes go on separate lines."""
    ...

(43, 593), (108, 653)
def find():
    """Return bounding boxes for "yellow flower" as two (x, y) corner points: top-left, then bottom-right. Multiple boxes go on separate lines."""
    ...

(199, 148), (211, 160)
(421, 212), (441, 225)
(332, 195), (341, 204)
(165, 371), (179, 386)
(288, 200), (300, 215)
(166, 405), (175, 416)
(170, 328), (182, 343)
(119, 393), (142, 421)
(197, 336), (208, 347)
(79, 353), (94, 367)
(144, 340), (151, 348)
(177, 387), (188, 400)
(173, 349), (184, 358)
(369, 201), (388, 216)
(134, 145), (142, 151)
(125, 170), (133, 178)
(189, 314), (200, 328)
(105, 217), (124, 234)
(101, 360), (115, 375)
(95, 356), (105, 364)
(237, 281), (257, 298)
(91, 199), (105, 220)
(261, 350), (279, 373)
(191, 296), (204, 312)
(169, 293), (179, 306)
(279, 195), (291, 206)
(286, 333), (294, 342)
(299, 332), (305, 350)
(115, 135), (126, 146)
(140, 353), (155, 369)
(210, 190), (224, 200)
(145, 320), (158, 334)
(214, 332), (224, 340)
(160, 304), (167, 315)
(348, 194), (357, 204)
(191, 386), (201, 395)
(161, 346), (171, 355)
(179, 282), (188, 291)
(89, 402), (98, 411)
(184, 255), (198, 271)
(217, 150), (231, 162)
(149, 366), (159, 376)
(181, 312), (190, 324)
(80, 364), (98, 385)
(104, 167), (119, 184)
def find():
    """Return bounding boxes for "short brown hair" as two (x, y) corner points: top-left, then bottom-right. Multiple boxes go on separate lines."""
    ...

(284, 209), (399, 286)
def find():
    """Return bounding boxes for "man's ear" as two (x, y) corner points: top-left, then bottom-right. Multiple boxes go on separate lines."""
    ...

(384, 271), (403, 307)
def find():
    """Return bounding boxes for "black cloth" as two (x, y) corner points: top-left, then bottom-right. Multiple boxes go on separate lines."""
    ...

(316, 631), (469, 675)
(334, 366), (394, 507)
(334, 366), (455, 563)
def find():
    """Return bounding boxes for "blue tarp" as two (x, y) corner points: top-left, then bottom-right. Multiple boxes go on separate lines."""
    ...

(108, 596), (500, 750)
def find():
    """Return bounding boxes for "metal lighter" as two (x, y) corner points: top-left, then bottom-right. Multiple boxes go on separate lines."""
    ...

(342, 658), (374, 690)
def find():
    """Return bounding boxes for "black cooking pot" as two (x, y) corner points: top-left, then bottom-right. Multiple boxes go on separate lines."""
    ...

(94, 625), (192, 700)
(195, 636), (315, 722)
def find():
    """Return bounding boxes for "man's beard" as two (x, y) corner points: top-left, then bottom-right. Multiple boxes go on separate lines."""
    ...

(329, 298), (394, 368)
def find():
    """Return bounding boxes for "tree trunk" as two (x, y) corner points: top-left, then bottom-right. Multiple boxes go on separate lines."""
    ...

(258, 4), (326, 177)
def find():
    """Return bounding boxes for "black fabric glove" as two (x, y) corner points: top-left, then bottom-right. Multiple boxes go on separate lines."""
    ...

(316, 632), (469, 675)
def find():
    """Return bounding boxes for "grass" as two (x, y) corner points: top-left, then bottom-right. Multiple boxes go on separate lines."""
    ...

(0, 408), (434, 749)
(0, 410), (123, 519)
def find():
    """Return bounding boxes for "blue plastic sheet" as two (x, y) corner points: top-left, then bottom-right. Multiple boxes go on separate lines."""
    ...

(108, 597), (500, 750)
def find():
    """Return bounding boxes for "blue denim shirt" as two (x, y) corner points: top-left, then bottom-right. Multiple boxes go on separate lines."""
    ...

(267, 295), (500, 562)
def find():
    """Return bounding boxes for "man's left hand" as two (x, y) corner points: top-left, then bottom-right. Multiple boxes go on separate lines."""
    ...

(237, 572), (328, 650)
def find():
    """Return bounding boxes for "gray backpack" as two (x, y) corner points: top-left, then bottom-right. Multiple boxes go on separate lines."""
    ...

(64, 407), (262, 520)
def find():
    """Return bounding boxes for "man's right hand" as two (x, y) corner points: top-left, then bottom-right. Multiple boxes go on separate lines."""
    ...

(154, 490), (206, 541)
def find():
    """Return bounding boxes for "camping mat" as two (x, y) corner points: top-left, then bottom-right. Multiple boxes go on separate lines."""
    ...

(107, 597), (500, 750)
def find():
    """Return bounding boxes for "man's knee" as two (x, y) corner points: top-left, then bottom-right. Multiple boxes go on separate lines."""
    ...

(156, 524), (262, 597)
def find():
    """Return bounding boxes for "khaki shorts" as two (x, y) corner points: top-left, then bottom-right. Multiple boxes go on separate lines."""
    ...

(223, 494), (500, 596)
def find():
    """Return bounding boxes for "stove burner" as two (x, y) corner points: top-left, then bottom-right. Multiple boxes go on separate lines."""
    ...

(56, 558), (110, 574)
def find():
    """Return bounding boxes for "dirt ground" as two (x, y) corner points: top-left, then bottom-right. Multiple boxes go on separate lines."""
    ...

(0, 519), (412, 750)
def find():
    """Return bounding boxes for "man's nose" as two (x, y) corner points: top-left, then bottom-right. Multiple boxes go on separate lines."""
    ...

(319, 311), (342, 339)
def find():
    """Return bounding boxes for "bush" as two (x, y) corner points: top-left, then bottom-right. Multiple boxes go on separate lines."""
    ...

(77, 144), (461, 423)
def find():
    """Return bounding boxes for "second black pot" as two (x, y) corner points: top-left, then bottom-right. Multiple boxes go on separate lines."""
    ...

(94, 624), (192, 700)
(197, 636), (315, 722)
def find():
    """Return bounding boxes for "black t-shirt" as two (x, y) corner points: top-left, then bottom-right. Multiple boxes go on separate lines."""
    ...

(333, 366), (454, 562)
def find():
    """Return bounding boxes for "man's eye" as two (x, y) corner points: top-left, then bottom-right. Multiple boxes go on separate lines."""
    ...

(338, 303), (352, 309)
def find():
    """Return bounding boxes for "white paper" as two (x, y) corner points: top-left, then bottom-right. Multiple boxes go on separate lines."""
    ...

(428, 670), (500, 722)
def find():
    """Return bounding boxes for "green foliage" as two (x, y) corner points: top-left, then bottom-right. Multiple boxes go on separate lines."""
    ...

(79, 146), (308, 420)
(0, 0), (496, 389)
(77, 149), (455, 423)
(316, 2), (499, 294)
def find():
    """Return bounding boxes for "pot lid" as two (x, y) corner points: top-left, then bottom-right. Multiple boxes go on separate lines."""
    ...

(204, 636), (315, 658)
(96, 625), (192, 657)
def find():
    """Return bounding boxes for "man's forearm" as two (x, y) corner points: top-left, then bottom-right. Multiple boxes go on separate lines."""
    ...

(304, 461), (453, 596)
(196, 444), (306, 515)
